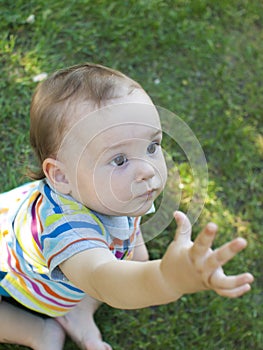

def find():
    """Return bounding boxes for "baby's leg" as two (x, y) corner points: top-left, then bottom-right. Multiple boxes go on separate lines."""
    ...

(0, 297), (65, 350)
(56, 294), (112, 350)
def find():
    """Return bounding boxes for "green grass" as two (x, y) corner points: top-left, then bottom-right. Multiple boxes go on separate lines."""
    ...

(0, 0), (262, 349)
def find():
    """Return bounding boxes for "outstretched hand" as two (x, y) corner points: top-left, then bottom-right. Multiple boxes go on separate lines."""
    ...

(160, 211), (254, 298)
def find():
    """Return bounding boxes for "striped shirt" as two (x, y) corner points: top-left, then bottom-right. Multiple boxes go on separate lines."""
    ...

(0, 180), (140, 316)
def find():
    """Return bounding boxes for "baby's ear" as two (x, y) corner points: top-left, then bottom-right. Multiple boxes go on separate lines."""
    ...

(42, 158), (71, 194)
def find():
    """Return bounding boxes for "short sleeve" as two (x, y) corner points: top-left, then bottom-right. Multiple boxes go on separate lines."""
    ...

(41, 209), (109, 279)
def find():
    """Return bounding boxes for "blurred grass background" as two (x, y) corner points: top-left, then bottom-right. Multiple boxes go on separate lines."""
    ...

(0, 0), (262, 349)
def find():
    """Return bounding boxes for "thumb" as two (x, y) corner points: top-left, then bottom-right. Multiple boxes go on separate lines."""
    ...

(173, 211), (192, 243)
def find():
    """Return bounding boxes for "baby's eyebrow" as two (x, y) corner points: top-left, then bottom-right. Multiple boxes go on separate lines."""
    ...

(101, 129), (163, 154)
(151, 129), (162, 139)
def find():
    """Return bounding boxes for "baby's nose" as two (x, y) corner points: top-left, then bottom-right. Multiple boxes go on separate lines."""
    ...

(135, 160), (155, 182)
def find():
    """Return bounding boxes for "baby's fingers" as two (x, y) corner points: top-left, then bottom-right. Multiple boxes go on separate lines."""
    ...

(215, 283), (252, 298)
(207, 237), (248, 269)
(210, 269), (254, 290)
(191, 222), (218, 257)
(212, 272), (254, 297)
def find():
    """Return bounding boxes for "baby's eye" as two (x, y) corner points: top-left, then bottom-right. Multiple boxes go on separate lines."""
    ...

(147, 142), (159, 154)
(111, 154), (128, 167)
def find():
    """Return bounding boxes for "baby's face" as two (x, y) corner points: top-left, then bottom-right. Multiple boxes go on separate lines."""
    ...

(59, 90), (167, 216)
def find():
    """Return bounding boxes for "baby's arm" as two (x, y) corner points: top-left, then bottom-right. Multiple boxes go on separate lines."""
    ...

(132, 229), (149, 261)
(60, 211), (254, 309)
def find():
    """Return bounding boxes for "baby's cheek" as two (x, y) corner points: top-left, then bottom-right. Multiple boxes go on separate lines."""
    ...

(110, 173), (133, 202)
(158, 158), (168, 188)
(162, 166), (168, 187)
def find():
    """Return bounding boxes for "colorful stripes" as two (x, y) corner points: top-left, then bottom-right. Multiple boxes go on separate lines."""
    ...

(0, 180), (140, 316)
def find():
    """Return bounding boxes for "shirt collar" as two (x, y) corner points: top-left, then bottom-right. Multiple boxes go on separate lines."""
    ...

(90, 211), (139, 240)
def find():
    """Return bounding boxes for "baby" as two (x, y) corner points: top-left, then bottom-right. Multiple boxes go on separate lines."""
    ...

(0, 63), (254, 350)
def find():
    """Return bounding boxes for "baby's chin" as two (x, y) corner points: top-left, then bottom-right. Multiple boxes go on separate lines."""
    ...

(98, 201), (153, 217)
(121, 200), (155, 217)
(90, 191), (158, 217)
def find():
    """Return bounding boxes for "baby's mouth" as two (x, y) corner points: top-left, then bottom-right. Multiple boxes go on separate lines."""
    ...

(137, 189), (156, 199)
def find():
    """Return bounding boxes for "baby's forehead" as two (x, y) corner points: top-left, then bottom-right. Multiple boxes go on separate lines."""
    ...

(84, 102), (159, 126)
(63, 101), (161, 148)
(68, 88), (155, 122)
(57, 102), (162, 164)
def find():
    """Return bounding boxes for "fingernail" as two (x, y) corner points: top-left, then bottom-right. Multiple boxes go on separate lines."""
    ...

(173, 211), (179, 218)
(206, 223), (218, 233)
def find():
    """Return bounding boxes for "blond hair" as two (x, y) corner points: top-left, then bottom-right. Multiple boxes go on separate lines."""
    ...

(29, 63), (142, 179)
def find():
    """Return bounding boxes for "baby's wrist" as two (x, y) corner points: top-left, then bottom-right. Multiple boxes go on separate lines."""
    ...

(157, 262), (183, 301)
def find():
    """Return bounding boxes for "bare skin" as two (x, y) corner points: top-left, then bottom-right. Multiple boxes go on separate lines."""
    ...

(0, 298), (65, 350)
(0, 292), (113, 350)
(56, 295), (112, 350)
